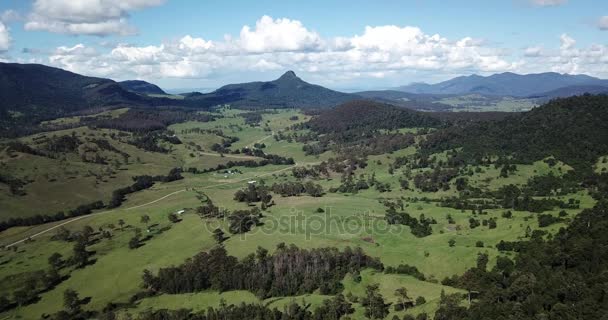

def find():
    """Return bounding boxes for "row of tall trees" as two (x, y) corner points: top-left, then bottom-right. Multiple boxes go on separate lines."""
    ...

(270, 181), (324, 197)
(142, 244), (383, 299)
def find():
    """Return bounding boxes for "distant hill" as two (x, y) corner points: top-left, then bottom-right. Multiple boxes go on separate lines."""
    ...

(397, 72), (608, 97)
(529, 85), (608, 100)
(186, 71), (356, 108)
(119, 80), (166, 95)
(355, 90), (419, 101)
(308, 99), (442, 134)
(354, 90), (455, 111)
(422, 94), (608, 169)
(179, 92), (204, 98)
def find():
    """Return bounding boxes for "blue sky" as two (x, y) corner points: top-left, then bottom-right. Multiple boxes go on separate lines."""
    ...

(0, 0), (606, 91)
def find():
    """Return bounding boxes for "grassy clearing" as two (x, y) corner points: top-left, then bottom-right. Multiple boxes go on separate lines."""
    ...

(343, 269), (464, 319)
(595, 156), (608, 174)
(0, 126), (181, 219)
(437, 95), (538, 112)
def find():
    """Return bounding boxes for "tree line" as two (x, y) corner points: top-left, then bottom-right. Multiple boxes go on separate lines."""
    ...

(141, 244), (383, 299)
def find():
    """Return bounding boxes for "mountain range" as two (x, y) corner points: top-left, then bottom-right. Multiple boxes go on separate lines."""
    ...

(2, 61), (608, 135)
(396, 72), (608, 97)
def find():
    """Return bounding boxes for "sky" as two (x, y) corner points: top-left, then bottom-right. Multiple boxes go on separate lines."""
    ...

(0, 0), (607, 92)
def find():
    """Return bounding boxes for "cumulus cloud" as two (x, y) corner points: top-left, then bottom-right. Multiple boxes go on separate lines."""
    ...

(0, 22), (11, 51)
(531, 0), (567, 7)
(524, 46), (543, 57)
(599, 16), (608, 31)
(40, 15), (556, 84)
(518, 34), (608, 77)
(560, 34), (576, 51)
(25, 0), (165, 36)
(239, 15), (323, 53)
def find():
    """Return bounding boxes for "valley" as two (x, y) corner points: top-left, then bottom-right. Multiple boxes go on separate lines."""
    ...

(1, 87), (606, 319)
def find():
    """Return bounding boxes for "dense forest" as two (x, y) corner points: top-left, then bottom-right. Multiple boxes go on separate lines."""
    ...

(422, 94), (608, 170)
(434, 177), (608, 319)
(301, 100), (442, 156)
(307, 100), (442, 134)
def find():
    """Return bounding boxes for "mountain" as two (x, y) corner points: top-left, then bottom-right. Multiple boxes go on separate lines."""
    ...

(119, 80), (166, 95)
(397, 72), (608, 97)
(0, 62), (182, 136)
(0, 63), (144, 118)
(186, 71), (356, 108)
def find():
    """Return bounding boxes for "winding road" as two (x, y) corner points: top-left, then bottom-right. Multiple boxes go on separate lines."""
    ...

(2, 160), (303, 248)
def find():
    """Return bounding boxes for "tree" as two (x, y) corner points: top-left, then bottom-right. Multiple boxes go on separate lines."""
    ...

(82, 225), (94, 242)
(53, 226), (71, 241)
(448, 239), (456, 247)
(118, 219), (125, 230)
(313, 294), (354, 320)
(72, 237), (89, 268)
(416, 296), (426, 305)
(63, 289), (81, 314)
(13, 289), (35, 306)
(140, 215), (150, 228)
(394, 287), (412, 311)
(44, 268), (61, 288)
(0, 295), (9, 312)
(129, 235), (141, 249)
(416, 313), (429, 320)
(488, 218), (497, 229)
(168, 213), (180, 223)
(48, 252), (64, 270)
(228, 209), (261, 234)
(361, 283), (390, 319)
(476, 253), (489, 271)
(213, 228), (226, 244)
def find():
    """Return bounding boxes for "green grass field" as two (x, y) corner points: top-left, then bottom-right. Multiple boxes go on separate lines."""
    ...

(436, 95), (538, 112)
(0, 107), (598, 319)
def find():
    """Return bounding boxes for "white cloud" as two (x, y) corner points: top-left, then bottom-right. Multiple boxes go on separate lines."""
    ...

(252, 59), (283, 71)
(519, 34), (608, 77)
(599, 16), (608, 31)
(178, 35), (213, 52)
(531, 0), (567, 7)
(110, 44), (167, 65)
(239, 15), (323, 53)
(560, 34), (576, 51)
(0, 22), (11, 51)
(25, 0), (165, 36)
(524, 46), (543, 57)
(40, 15), (567, 84)
(1, 9), (22, 23)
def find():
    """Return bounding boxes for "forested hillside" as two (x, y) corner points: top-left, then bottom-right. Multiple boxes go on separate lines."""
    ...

(0, 63), (182, 136)
(435, 179), (608, 320)
(422, 94), (608, 170)
(119, 80), (167, 95)
(307, 100), (442, 134)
